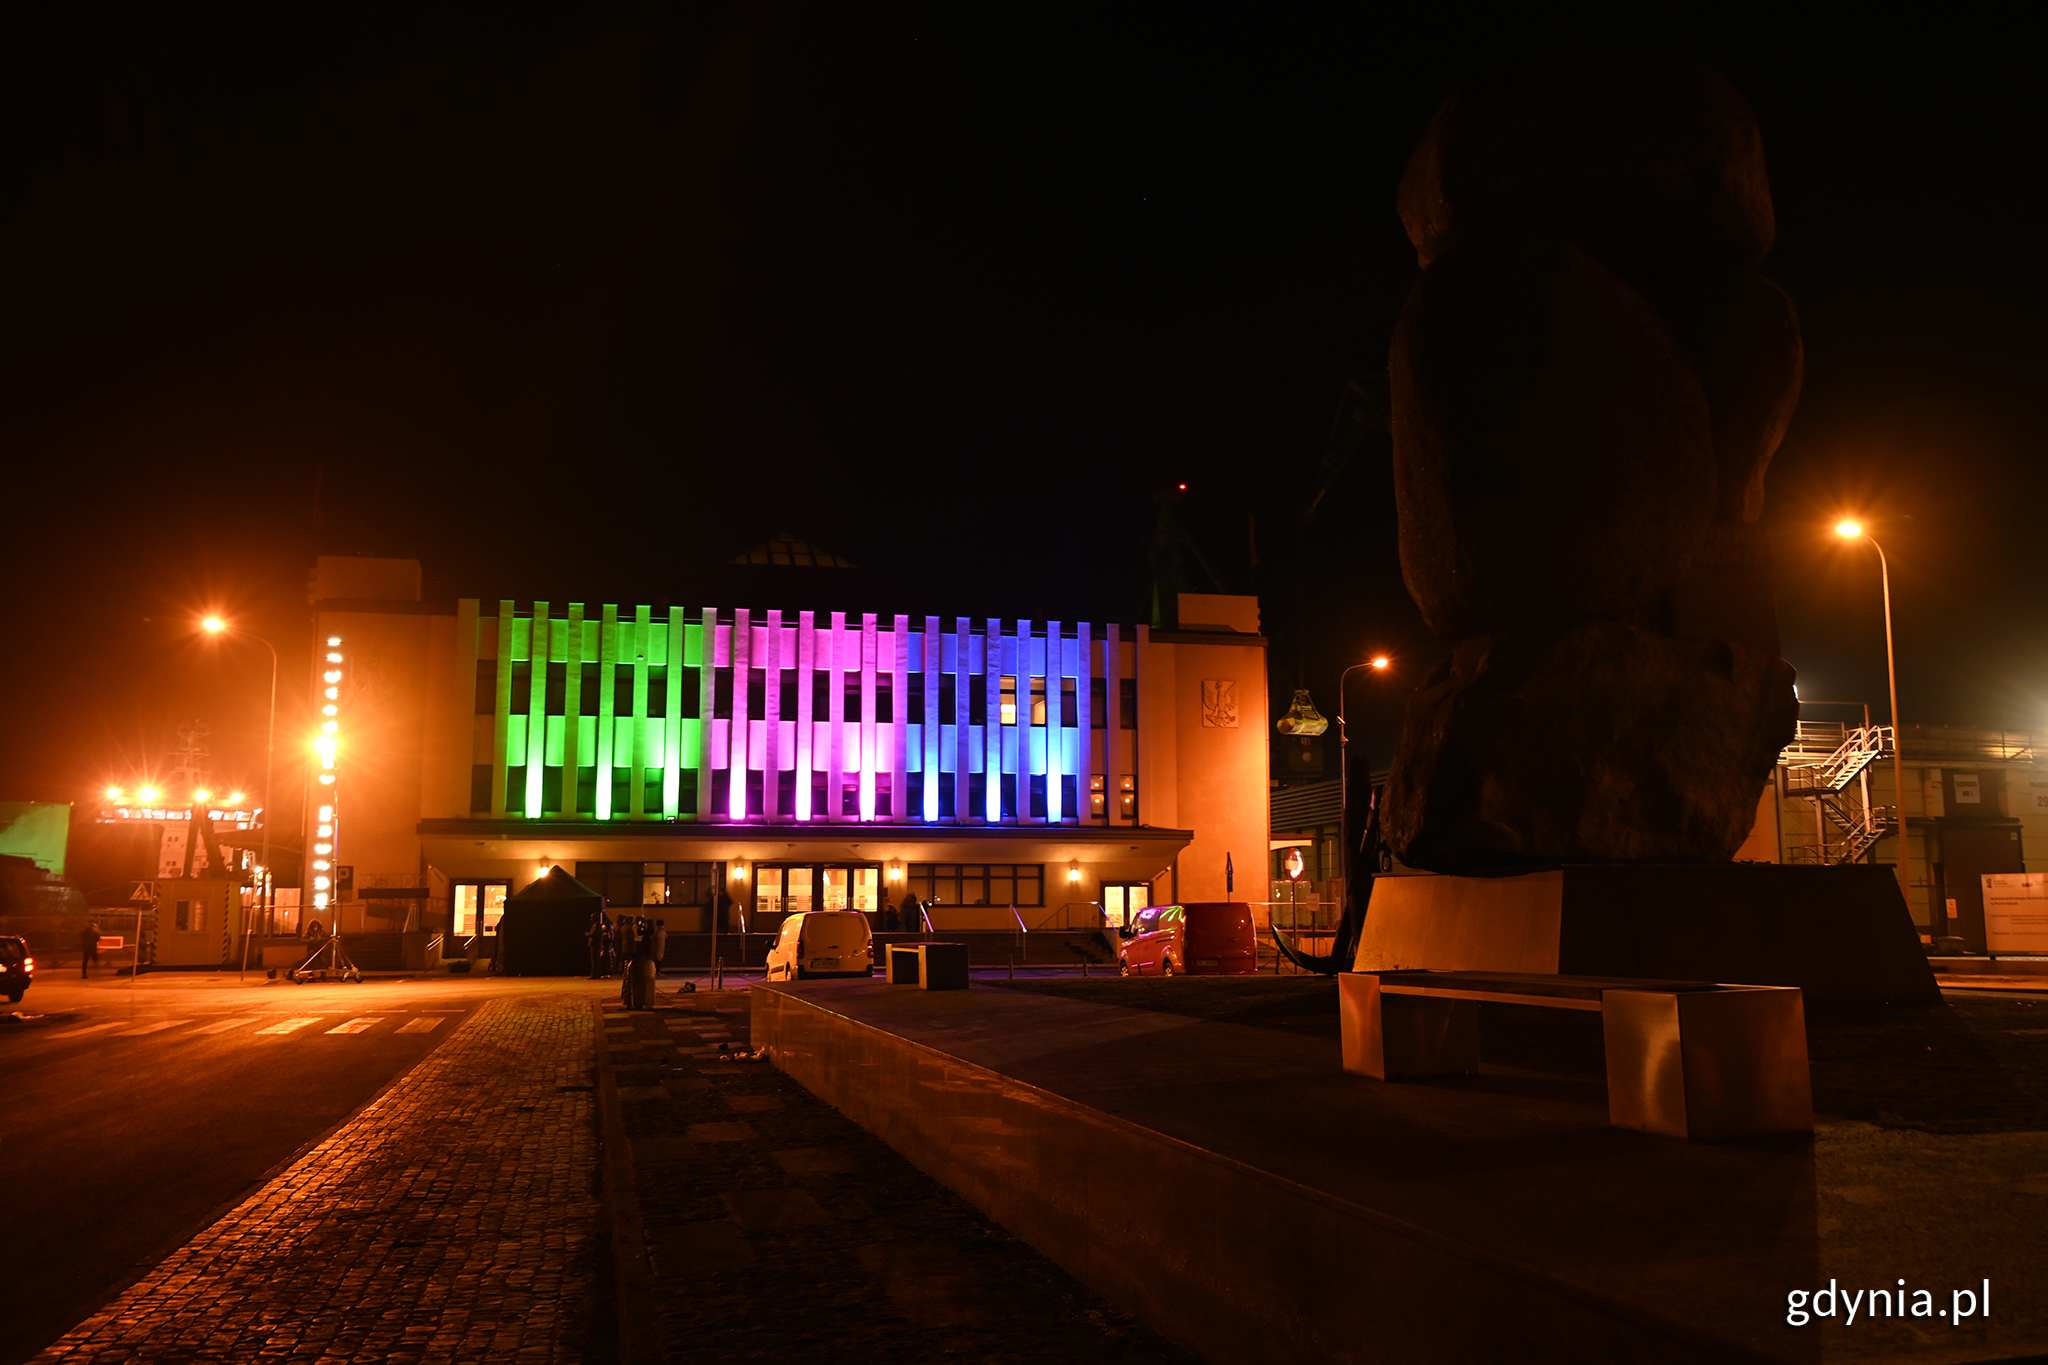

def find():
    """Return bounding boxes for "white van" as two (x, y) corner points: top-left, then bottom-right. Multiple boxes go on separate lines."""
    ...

(765, 911), (874, 981)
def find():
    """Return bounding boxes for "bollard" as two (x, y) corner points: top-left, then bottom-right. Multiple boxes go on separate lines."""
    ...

(1082, 960), (1090, 978)
(1008, 958), (1015, 980)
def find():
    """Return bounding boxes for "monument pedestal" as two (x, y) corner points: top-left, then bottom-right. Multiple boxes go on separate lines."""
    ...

(1355, 862), (1940, 1007)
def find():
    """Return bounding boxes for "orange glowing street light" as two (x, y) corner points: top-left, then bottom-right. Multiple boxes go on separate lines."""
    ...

(198, 614), (280, 972)
(1832, 518), (1912, 912)
(1369, 655), (1390, 670)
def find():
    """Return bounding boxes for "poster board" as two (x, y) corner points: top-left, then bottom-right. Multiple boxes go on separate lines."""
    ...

(1982, 873), (2048, 955)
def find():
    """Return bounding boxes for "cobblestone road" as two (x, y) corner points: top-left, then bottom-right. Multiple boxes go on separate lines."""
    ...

(30, 986), (605, 1364)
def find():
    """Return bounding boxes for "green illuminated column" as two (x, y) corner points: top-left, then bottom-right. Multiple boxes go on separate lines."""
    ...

(596, 605), (618, 820)
(491, 600), (515, 818)
(630, 605), (651, 818)
(561, 603), (584, 816)
(664, 606), (684, 817)
(526, 602), (549, 819)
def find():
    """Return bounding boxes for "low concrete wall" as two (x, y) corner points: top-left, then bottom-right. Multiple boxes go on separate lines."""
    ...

(751, 984), (1738, 1365)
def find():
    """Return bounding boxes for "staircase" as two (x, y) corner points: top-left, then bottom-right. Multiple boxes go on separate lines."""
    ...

(1783, 725), (1897, 866)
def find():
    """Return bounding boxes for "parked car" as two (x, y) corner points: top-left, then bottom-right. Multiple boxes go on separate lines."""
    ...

(1, 935), (34, 1003)
(765, 911), (874, 982)
(1118, 902), (1256, 977)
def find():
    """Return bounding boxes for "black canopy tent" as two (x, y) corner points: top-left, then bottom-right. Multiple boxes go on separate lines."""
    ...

(499, 866), (606, 975)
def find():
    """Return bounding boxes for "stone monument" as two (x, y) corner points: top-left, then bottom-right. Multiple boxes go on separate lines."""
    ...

(1362, 56), (1936, 1005)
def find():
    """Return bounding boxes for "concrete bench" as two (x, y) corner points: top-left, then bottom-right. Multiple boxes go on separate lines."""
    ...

(887, 941), (970, 991)
(1339, 970), (1812, 1141)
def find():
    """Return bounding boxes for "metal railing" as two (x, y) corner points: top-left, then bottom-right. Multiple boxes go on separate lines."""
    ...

(1783, 725), (1892, 795)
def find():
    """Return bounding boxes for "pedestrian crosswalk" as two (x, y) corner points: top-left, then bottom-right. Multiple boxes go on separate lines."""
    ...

(34, 1011), (466, 1044)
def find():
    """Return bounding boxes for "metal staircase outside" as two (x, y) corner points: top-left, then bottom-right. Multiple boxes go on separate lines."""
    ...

(1781, 724), (1897, 865)
(1782, 724), (1891, 796)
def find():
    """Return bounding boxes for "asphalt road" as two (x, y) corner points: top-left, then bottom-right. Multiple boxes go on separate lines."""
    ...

(0, 973), (526, 1365)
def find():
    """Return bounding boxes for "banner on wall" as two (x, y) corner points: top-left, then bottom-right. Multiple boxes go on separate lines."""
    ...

(1982, 873), (2048, 955)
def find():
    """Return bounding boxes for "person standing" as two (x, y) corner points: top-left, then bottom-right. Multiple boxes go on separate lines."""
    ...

(79, 920), (102, 978)
(651, 918), (668, 976)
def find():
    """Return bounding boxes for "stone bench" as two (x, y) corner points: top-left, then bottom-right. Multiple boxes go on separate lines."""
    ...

(887, 941), (970, 991)
(1339, 970), (1812, 1141)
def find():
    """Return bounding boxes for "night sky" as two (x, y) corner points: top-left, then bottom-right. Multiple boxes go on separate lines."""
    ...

(4, 7), (2044, 831)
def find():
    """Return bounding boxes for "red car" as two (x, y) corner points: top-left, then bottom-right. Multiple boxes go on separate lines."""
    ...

(1116, 902), (1256, 976)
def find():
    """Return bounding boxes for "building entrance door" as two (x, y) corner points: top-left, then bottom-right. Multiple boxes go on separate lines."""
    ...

(1100, 881), (1150, 930)
(1936, 824), (2024, 953)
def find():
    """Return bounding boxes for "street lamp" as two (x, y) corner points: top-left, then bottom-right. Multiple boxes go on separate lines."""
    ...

(200, 615), (280, 975)
(1833, 521), (1914, 913)
(1337, 656), (1393, 904)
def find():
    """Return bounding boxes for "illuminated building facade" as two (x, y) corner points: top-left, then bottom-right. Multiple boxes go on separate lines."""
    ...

(306, 557), (1269, 941)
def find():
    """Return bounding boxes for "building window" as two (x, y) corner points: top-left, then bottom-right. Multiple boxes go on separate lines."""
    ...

(1061, 677), (1078, 727)
(1000, 676), (1017, 726)
(452, 882), (509, 936)
(1120, 678), (1138, 729)
(1030, 677), (1046, 726)
(908, 864), (1045, 908)
(575, 862), (716, 909)
(545, 662), (567, 715)
(1120, 775), (1137, 820)
(475, 660), (498, 714)
(1090, 773), (1106, 817)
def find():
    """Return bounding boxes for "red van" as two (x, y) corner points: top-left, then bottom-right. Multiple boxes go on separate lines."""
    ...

(1116, 902), (1256, 976)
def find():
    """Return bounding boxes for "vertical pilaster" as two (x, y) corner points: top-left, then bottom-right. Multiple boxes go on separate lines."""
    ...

(490, 601), (515, 818)
(796, 612), (816, 822)
(764, 609), (784, 821)
(985, 618), (1003, 822)
(524, 603), (548, 819)
(728, 608), (752, 820)
(1045, 621), (1063, 823)
(1105, 622), (1122, 825)
(596, 605), (617, 820)
(923, 615), (941, 823)
(696, 608), (717, 821)
(954, 617), (971, 824)
(1073, 622), (1093, 825)
(827, 611), (847, 824)
(859, 613), (878, 822)
(561, 604), (584, 816)
(664, 606), (684, 818)
(889, 614), (908, 823)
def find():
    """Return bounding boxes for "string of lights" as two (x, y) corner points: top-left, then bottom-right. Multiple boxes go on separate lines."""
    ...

(311, 634), (342, 913)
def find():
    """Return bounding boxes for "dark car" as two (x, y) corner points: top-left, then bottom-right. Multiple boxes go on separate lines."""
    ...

(1, 935), (34, 1003)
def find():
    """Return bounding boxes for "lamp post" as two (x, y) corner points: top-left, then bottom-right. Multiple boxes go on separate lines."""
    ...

(202, 616), (279, 978)
(1337, 656), (1392, 905)
(1832, 523), (1913, 914)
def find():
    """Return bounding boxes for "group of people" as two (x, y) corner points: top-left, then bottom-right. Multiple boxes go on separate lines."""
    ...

(586, 910), (667, 979)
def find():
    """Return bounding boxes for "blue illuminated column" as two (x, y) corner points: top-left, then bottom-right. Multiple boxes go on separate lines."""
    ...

(1045, 621), (1063, 823)
(953, 617), (971, 824)
(984, 618), (1003, 822)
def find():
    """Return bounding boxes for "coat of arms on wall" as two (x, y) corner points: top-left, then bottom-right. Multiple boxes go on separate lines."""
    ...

(1201, 680), (1238, 728)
